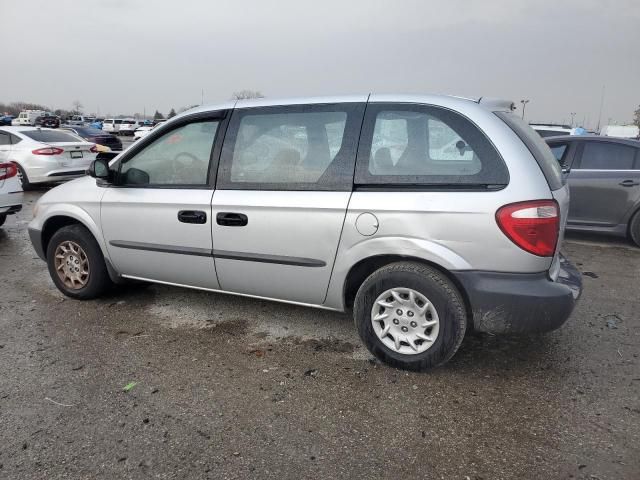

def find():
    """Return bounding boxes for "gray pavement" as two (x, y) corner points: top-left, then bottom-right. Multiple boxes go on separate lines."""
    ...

(0, 190), (638, 479)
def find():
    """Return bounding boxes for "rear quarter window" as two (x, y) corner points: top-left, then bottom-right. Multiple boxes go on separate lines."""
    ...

(495, 112), (563, 190)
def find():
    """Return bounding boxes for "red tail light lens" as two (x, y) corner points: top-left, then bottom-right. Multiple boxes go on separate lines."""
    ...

(496, 200), (559, 257)
(90, 145), (98, 153)
(32, 147), (64, 155)
(0, 162), (18, 180)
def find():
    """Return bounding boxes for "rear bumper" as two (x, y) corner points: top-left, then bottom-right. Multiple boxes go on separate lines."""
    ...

(453, 254), (582, 334)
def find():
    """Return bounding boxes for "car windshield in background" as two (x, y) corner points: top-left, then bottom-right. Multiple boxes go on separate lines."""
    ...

(21, 130), (84, 143)
(114, 120), (123, 124)
(122, 120), (136, 125)
(536, 130), (571, 138)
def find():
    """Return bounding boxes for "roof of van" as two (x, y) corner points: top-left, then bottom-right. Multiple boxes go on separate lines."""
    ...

(178, 93), (516, 118)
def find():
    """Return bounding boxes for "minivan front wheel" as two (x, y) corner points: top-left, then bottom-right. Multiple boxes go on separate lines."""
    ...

(354, 262), (467, 371)
(46, 224), (113, 299)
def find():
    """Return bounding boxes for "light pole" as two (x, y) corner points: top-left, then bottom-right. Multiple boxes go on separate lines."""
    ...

(570, 112), (576, 127)
(520, 99), (530, 120)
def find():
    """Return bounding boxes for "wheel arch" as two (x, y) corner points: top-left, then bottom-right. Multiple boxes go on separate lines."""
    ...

(39, 207), (107, 260)
(341, 254), (473, 327)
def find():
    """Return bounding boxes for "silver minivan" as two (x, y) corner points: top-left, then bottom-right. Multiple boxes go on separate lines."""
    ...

(28, 94), (582, 370)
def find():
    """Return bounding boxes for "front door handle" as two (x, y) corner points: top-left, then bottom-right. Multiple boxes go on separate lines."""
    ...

(178, 210), (207, 224)
(216, 212), (248, 227)
(619, 180), (640, 187)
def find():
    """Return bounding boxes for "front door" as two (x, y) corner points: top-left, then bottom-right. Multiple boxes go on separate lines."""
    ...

(567, 141), (640, 226)
(211, 101), (365, 305)
(101, 113), (227, 288)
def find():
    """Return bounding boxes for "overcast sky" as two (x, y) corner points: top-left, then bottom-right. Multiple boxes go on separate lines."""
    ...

(3, 0), (639, 127)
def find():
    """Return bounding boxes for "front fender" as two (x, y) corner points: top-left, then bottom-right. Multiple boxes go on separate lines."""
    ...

(29, 202), (107, 258)
(324, 235), (472, 311)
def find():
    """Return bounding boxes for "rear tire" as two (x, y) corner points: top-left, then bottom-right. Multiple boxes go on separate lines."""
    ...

(46, 224), (113, 299)
(15, 163), (33, 191)
(630, 210), (640, 247)
(354, 262), (467, 371)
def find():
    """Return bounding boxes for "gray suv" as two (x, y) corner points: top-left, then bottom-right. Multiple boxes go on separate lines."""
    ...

(546, 135), (640, 246)
(28, 94), (582, 370)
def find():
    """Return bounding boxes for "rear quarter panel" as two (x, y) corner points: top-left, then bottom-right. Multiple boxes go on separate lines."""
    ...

(324, 96), (555, 310)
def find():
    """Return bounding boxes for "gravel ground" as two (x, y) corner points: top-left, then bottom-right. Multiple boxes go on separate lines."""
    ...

(0, 190), (638, 480)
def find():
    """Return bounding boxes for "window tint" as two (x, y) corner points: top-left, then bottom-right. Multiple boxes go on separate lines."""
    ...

(119, 120), (218, 186)
(495, 112), (563, 190)
(357, 104), (508, 186)
(21, 130), (83, 143)
(549, 143), (569, 167)
(10, 134), (22, 144)
(578, 142), (636, 170)
(0, 133), (10, 146)
(218, 103), (364, 191)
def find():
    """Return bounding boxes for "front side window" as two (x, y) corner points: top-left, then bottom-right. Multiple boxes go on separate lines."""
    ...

(577, 142), (636, 170)
(119, 120), (219, 186)
(357, 104), (508, 186)
(218, 103), (364, 190)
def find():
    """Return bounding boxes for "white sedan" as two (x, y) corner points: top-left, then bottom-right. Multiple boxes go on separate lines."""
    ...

(0, 161), (22, 227)
(0, 127), (97, 190)
(134, 120), (165, 140)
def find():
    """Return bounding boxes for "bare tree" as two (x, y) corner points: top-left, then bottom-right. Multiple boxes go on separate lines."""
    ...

(634, 104), (640, 129)
(72, 100), (83, 115)
(232, 90), (264, 100)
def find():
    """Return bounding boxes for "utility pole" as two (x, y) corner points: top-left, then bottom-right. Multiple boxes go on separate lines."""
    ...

(596, 85), (605, 133)
(570, 112), (576, 127)
(520, 99), (530, 120)
(201, 89), (204, 105)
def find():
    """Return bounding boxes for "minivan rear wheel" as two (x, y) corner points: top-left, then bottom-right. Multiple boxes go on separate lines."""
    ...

(629, 210), (640, 247)
(46, 224), (113, 299)
(354, 262), (467, 371)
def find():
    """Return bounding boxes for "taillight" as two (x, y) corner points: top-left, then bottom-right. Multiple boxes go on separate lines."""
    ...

(32, 147), (64, 155)
(0, 162), (18, 180)
(496, 200), (559, 257)
(90, 145), (98, 153)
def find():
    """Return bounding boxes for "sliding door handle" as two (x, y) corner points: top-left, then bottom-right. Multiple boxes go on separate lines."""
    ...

(216, 212), (248, 227)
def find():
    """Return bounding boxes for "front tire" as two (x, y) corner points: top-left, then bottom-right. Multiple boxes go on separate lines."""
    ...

(46, 224), (113, 299)
(354, 262), (467, 371)
(629, 210), (640, 247)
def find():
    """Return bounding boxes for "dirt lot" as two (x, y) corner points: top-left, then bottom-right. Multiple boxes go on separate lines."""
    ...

(1, 189), (639, 480)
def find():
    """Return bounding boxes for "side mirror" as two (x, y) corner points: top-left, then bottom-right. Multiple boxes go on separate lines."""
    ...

(87, 158), (110, 179)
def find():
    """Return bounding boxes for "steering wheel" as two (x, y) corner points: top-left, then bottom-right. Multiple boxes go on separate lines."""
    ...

(172, 152), (206, 183)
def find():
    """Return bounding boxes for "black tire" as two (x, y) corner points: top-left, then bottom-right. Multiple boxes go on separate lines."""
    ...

(15, 163), (33, 191)
(0, 214), (6, 227)
(46, 224), (113, 299)
(354, 262), (467, 371)
(630, 210), (640, 247)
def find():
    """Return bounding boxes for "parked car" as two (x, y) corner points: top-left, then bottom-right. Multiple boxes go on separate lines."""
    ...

(0, 115), (14, 126)
(28, 94), (582, 370)
(530, 123), (575, 138)
(35, 115), (61, 128)
(118, 119), (138, 136)
(60, 126), (123, 152)
(0, 127), (97, 190)
(89, 118), (104, 129)
(102, 118), (122, 134)
(546, 135), (640, 245)
(68, 115), (88, 126)
(133, 120), (164, 140)
(600, 125), (640, 139)
(17, 110), (48, 126)
(0, 156), (23, 227)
